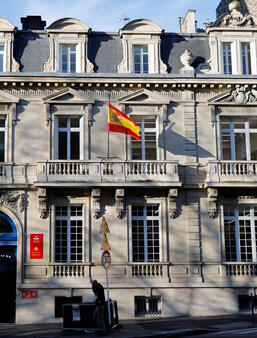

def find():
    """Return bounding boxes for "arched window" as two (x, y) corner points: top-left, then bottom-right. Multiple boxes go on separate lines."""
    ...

(0, 213), (17, 245)
(0, 215), (13, 233)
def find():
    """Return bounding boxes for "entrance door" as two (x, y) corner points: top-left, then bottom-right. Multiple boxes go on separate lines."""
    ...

(0, 213), (17, 323)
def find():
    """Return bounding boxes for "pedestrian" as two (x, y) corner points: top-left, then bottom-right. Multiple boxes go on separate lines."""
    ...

(91, 279), (107, 335)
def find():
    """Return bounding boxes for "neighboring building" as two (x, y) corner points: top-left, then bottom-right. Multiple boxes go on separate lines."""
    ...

(1, 0), (257, 324)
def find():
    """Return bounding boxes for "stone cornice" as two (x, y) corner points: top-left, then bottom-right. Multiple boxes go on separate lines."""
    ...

(0, 75), (257, 90)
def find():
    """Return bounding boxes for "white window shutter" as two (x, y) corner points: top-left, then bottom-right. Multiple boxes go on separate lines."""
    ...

(231, 42), (238, 74)
(76, 43), (81, 73)
(250, 41), (257, 75)
(148, 44), (155, 73)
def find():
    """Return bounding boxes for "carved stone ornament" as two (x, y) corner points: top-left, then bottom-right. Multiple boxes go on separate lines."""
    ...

(168, 189), (178, 219)
(221, 1), (255, 27)
(207, 188), (218, 219)
(115, 189), (125, 219)
(91, 189), (100, 219)
(0, 191), (26, 213)
(180, 49), (194, 69)
(224, 86), (257, 104)
(38, 188), (48, 219)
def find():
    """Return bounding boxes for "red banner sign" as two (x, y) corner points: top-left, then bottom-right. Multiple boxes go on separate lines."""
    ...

(30, 234), (43, 259)
(22, 290), (38, 299)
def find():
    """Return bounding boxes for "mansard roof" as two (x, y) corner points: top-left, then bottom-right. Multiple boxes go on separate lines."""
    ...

(12, 30), (209, 74)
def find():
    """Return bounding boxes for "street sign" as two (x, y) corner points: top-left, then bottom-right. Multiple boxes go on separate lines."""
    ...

(101, 250), (111, 269)
(100, 217), (110, 234)
(101, 233), (111, 250)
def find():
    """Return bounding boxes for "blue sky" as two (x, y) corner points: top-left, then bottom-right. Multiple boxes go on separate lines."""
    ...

(1, 0), (220, 32)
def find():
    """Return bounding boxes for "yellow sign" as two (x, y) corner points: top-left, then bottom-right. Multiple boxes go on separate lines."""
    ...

(100, 217), (110, 234)
(101, 234), (111, 251)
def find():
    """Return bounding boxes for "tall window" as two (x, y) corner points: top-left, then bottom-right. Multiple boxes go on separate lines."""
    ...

(0, 44), (5, 72)
(222, 42), (232, 74)
(241, 42), (252, 75)
(224, 206), (257, 262)
(56, 116), (82, 160)
(60, 44), (76, 73)
(131, 117), (157, 160)
(221, 118), (257, 160)
(134, 46), (148, 73)
(55, 205), (84, 263)
(132, 205), (160, 262)
(0, 117), (6, 162)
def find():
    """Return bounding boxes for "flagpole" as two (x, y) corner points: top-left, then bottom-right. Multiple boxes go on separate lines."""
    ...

(107, 94), (110, 160)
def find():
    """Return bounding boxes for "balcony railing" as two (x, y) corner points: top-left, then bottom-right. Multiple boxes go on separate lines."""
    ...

(52, 264), (85, 278)
(225, 263), (257, 277)
(131, 263), (167, 278)
(207, 161), (257, 186)
(37, 160), (180, 186)
(0, 163), (37, 186)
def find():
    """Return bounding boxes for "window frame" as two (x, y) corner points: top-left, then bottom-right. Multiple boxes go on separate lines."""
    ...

(0, 115), (7, 162)
(133, 45), (149, 74)
(58, 43), (81, 73)
(54, 204), (85, 263)
(54, 114), (84, 160)
(129, 114), (159, 161)
(129, 201), (163, 263)
(0, 43), (6, 73)
(220, 118), (257, 161)
(223, 205), (257, 262)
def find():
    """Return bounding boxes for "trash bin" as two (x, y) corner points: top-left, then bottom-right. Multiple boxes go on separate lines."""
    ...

(63, 300), (119, 330)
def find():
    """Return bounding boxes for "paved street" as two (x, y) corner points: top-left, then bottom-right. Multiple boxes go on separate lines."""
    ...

(1, 314), (257, 337)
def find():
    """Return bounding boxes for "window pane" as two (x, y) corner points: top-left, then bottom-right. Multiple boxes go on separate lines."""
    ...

(222, 133), (231, 160)
(71, 118), (80, 128)
(58, 132), (67, 160)
(223, 43), (232, 74)
(250, 133), (257, 160)
(59, 117), (67, 128)
(0, 131), (5, 162)
(0, 216), (13, 233)
(241, 42), (251, 75)
(234, 132), (246, 160)
(0, 54), (3, 73)
(70, 132), (80, 160)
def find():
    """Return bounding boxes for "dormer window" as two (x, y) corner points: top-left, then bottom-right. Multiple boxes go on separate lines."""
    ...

(118, 19), (167, 74)
(44, 18), (93, 73)
(134, 46), (148, 73)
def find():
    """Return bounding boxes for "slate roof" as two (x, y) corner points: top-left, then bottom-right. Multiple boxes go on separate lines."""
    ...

(13, 30), (210, 74)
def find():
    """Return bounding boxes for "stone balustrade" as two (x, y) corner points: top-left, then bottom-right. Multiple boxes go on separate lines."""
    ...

(0, 163), (37, 186)
(207, 161), (257, 186)
(37, 160), (180, 186)
(225, 263), (257, 277)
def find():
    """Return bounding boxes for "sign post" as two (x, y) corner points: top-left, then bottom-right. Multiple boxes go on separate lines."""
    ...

(100, 217), (112, 327)
(101, 250), (111, 326)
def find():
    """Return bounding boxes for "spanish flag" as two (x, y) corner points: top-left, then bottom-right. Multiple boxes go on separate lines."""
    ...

(108, 102), (141, 141)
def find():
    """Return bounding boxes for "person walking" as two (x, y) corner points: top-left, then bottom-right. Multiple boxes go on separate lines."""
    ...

(91, 280), (107, 335)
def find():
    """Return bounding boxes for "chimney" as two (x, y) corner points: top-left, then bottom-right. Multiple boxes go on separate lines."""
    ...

(180, 10), (197, 34)
(20, 16), (46, 31)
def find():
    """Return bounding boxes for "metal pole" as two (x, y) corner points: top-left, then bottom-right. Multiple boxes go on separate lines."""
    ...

(106, 268), (111, 327)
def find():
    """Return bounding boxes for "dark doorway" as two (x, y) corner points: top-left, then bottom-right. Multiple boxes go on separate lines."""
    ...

(0, 213), (17, 323)
(0, 246), (16, 323)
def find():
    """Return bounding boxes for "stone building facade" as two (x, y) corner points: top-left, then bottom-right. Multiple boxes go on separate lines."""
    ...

(1, 0), (257, 324)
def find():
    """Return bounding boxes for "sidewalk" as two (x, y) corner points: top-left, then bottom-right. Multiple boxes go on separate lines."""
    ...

(0, 314), (256, 337)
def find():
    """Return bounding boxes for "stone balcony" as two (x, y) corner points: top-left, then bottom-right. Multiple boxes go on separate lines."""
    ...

(206, 160), (257, 187)
(0, 163), (37, 187)
(36, 160), (181, 187)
